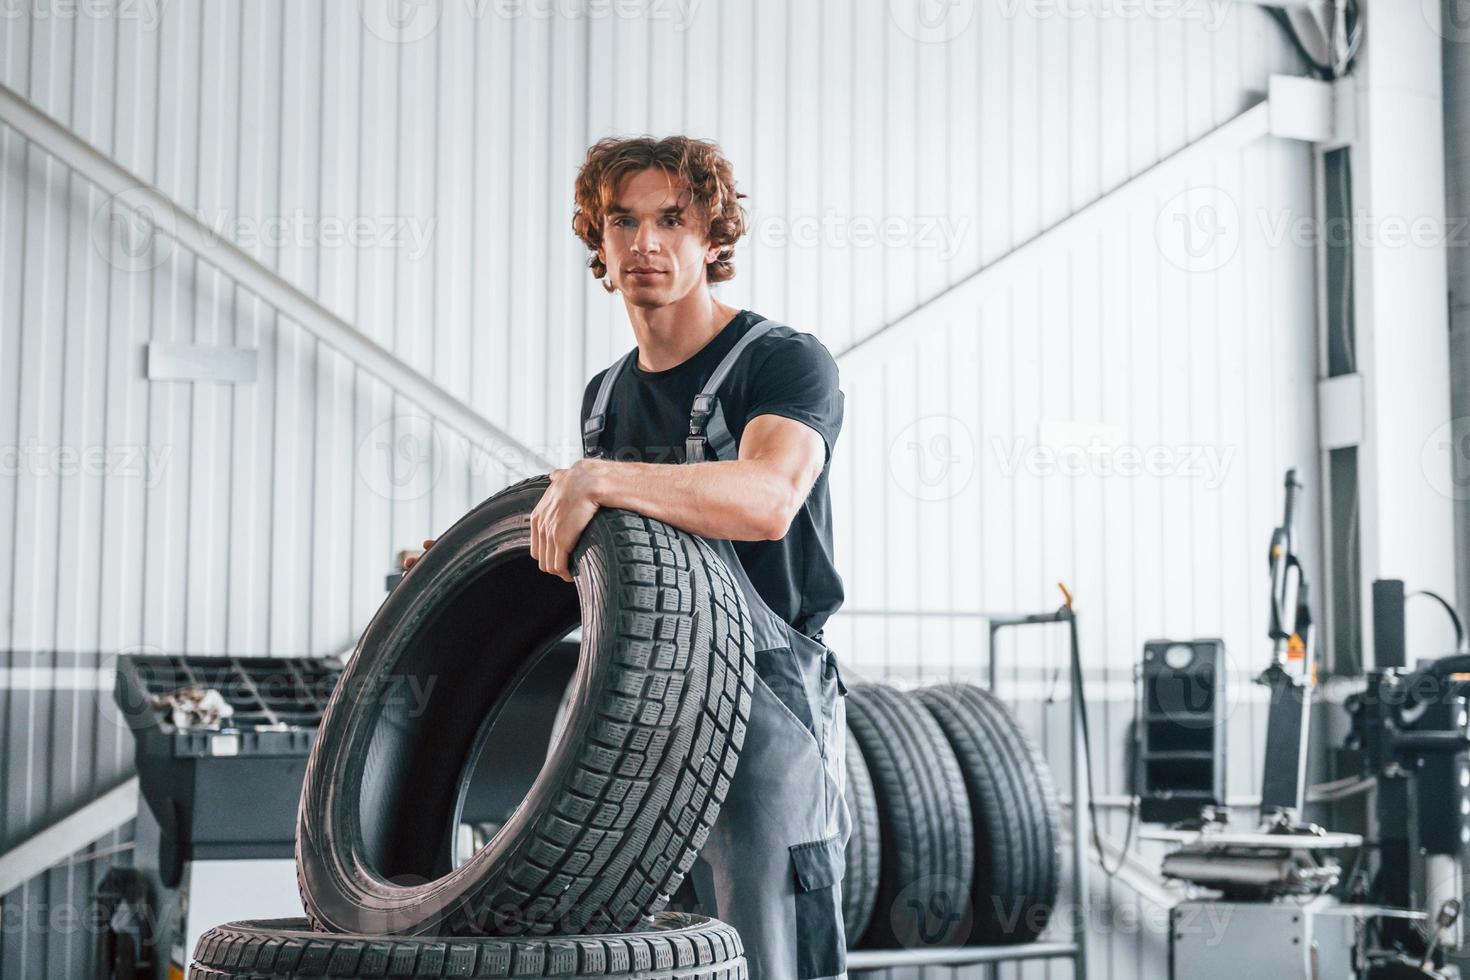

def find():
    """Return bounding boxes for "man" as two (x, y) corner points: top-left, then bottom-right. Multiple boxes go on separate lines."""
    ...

(412, 135), (850, 979)
(559, 136), (851, 980)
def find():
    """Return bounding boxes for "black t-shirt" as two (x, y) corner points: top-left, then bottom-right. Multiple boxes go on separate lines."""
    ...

(580, 309), (845, 638)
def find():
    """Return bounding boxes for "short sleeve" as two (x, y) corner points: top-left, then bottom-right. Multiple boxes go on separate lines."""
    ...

(741, 333), (845, 464)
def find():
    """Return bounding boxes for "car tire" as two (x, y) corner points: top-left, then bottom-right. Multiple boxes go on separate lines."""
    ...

(296, 475), (756, 938)
(840, 723), (880, 948)
(186, 913), (746, 980)
(914, 683), (1061, 944)
(842, 684), (973, 949)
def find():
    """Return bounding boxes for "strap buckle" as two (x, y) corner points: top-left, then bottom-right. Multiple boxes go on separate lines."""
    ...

(685, 394), (717, 463)
(582, 413), (606, 458)
(688, 393), (717, 433)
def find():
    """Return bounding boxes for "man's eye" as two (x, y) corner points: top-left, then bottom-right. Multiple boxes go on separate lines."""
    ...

(663, 216), (681, 227)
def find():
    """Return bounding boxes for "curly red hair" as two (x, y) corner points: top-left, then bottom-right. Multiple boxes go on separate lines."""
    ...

(572, 136), (748, 292)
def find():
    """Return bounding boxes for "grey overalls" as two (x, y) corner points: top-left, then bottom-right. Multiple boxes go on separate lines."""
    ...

(582, 318), (852, 980)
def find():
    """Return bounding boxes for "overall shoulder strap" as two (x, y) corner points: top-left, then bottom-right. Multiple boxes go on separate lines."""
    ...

(582, 348), (638, 458)
(686, 318), (787, 463)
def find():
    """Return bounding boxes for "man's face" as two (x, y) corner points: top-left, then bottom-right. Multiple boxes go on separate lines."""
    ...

(598, 167), (720, 308)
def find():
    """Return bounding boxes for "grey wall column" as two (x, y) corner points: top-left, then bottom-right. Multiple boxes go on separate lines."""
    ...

(1352, 0), (1458, 661)
(1442, 0), (1470, 624)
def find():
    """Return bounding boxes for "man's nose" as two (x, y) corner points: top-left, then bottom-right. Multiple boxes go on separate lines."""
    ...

(632, 220), (662, 255)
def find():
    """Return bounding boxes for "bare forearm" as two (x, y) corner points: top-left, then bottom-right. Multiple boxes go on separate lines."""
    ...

(587, 457), (792, 541)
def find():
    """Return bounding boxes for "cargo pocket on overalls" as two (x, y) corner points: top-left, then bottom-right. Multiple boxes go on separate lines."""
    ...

(789, 832), (847, 979)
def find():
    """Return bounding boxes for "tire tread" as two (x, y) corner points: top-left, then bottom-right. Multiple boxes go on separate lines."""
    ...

(843, 684), (973, 949)
(188, 913), (746, 979)
(296, 485), (756, 938)
(915, 684), (1061, 944)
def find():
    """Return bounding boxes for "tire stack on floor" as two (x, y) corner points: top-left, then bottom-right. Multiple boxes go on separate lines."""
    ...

(189, 477), (757, 980)
(840, 681), (1062, 953)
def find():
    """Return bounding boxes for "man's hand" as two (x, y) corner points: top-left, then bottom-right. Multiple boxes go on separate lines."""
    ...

(529, 459), (604, 582)
(402, 538), (435, 570)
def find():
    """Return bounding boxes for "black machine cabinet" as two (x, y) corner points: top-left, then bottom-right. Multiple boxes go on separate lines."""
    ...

(1139, 639), (1228, 825)
(113, 654), (343, 886)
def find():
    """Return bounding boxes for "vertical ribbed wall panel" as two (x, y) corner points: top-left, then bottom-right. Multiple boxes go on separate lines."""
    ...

(820, 10), (1318, 978)
(0, 3), (1313, 977)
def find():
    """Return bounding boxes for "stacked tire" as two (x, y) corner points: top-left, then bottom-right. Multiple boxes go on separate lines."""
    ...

(189, 915), (747, 980)
(190, 477), (756, 980)
(839, 681), (1061, 952)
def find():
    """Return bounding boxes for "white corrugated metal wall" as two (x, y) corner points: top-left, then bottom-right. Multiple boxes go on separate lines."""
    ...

(0, 2), (1316, 977)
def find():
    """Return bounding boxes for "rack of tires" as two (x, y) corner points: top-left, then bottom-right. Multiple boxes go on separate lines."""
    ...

(839, 682), (1063, 954)
(836, 603), (1093, 974)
